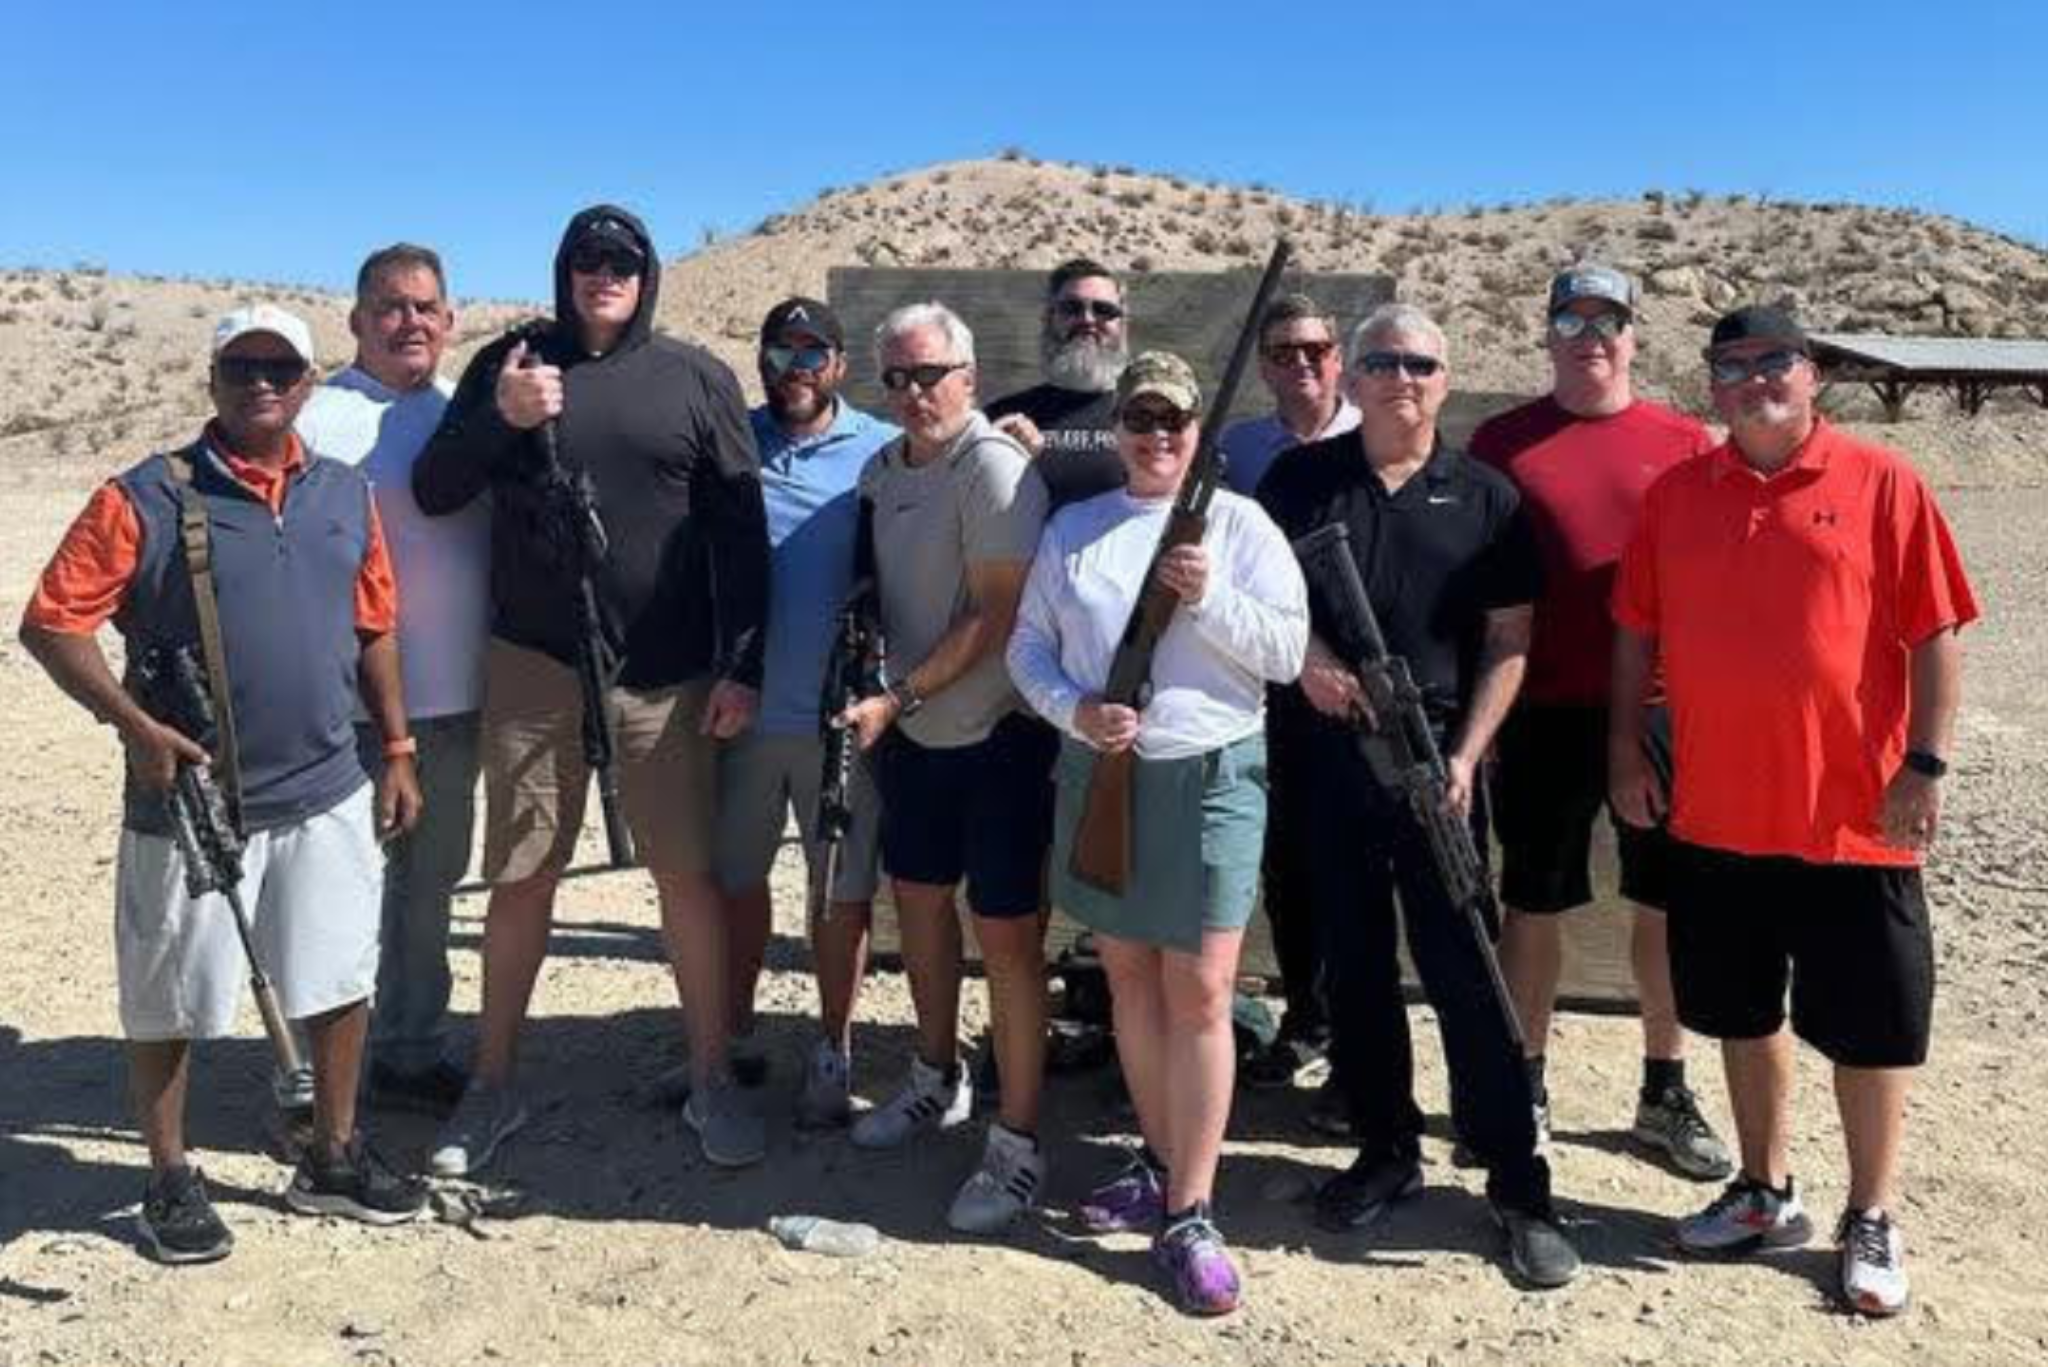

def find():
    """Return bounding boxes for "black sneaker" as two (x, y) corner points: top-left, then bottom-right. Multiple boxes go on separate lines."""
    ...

(286, 1135), (427, 1225)
(1243, 1034), (1328, 1091)
(1494, 1200), (1581, 1289)
(368, 1058), (470, 1114)
(1314, 1150), (1423, 1232)
(137, 1165), (233, 1264)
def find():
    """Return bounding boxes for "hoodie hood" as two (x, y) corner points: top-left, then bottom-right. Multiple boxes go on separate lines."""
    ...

(553, 203), (660, 355)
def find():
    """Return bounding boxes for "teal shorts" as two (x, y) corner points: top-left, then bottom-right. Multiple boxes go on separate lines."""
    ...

(1050, 732), (1268, 954)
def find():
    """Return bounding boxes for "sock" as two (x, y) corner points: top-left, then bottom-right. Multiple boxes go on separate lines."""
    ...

(1524, 1054), (1549, 1108)
(1642, 1057), (1685, 1102)
(993, 1121), (1038, 1148)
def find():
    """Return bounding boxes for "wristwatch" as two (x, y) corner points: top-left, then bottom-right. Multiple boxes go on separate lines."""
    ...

(1903, 749), (1947, 779)
(886, 675), (924, 717)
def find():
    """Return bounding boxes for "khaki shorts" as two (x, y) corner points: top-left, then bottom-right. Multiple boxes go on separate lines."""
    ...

(480, 639), (715, 881)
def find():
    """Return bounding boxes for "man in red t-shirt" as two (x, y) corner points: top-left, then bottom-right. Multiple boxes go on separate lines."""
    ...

(1611, 305), (1977, 1317)
(1470, 264), (1730, 1183)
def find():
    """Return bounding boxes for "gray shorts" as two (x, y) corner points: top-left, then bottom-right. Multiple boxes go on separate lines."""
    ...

(713, 729), (881, 903)
(116, 784), (381, 1041)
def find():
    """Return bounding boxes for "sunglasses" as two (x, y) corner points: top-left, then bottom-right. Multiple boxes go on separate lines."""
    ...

(1120, 406), (1193, 436)
(1053, 297), (1125, 323)
(1357, 351), (1443, 379)
(1708, 349), (1803, 386)
(763, 343), (834, 377)
(216, 356), (309, 389)
(1263, 340), (1337, 366)
(881, 361), (968, 393)
(1549, 311), (1628, 342)
(568, 245), (644, 278)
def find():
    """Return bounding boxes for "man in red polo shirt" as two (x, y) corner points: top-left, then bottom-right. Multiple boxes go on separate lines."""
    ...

(1611, 305), (1976, 1317)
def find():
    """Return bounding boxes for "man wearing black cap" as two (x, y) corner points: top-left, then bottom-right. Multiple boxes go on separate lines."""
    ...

(713, 297), (898, 1129)
(1469, 263), (1732, 1182)
(414, 205), (771, 1174)
(1612, 305), (1976, 1315)
(986, 257), (1131, 510)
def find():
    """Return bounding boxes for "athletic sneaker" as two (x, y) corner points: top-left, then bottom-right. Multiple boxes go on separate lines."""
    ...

(795, 1040), (853, 1130)
(1242, 1033), (1329, 1091)
(1313, 1150), (1423, 1231)
(684, 1081), (768, 1168)
(137, 1165), (233, 1264)
(1078, 1149), (1166, 1233)
(1153, 1211), (1242, 1316)
(286, 1135), (427, 1225)
(1633, 1084), (1735, 1181)
(428, 1083), (528, 1178)
(1836, 1207), (1910, 1316)
(947, 1123), (1045, 1233)
(850, 1055), (971, 1150)
(1677, 1174), (1815, 1255)
(1493, 1200), (1581, 1289)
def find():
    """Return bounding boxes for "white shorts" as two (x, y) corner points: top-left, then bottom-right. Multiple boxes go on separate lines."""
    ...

(712, 730), (881, 903)
(116, 784), (382, 1041)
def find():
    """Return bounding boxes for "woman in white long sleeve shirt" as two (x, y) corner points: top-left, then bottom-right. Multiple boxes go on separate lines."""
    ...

(1007, 352), (1307, 1316)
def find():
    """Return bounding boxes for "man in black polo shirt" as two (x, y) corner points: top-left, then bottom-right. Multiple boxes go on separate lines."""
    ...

(1258, 303), (1578, 1289)
(985, 257), (1130, 510)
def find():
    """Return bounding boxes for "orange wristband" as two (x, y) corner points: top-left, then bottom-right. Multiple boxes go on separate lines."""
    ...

(382, 736), (419, 759)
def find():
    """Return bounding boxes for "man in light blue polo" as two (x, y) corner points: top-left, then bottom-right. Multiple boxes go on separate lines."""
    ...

(715, 297), (898, 1127)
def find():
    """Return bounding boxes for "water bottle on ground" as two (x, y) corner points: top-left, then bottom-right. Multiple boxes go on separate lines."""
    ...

(768, 1214), (881, 1258)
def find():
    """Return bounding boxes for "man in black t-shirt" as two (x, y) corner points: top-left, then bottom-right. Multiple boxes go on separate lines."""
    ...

(985, 257), (1129, 510)
(1258, 303), (1579, 1290)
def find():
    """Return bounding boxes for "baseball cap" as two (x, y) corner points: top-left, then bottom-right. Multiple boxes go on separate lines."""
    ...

(1115, 351), (1202, 414)
(1705, 304), (1809, 356)
(1548, 263), (1636, 317)
(760, 297), (845, 350)
(212, 303), (316, 365)
(571, 213), (646, 262)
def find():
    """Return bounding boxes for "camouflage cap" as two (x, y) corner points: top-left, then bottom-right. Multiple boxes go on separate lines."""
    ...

(1115, 350), (1202, 415)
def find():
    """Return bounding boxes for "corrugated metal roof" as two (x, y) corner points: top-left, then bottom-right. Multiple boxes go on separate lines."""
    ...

(1810, 332), (2048, 375)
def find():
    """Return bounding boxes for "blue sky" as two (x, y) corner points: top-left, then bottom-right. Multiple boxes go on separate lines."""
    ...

(5, 2), (2041, 302)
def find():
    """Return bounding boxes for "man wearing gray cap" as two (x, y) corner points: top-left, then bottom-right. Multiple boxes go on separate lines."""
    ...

(20, 304), (429, 1262)
(1469, 263), (1731, 1182)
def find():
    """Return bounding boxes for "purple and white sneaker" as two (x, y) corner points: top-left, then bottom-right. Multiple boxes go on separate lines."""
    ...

(1078, 1152), (1165, 1233)
(1153, 1211), (1242, 1316)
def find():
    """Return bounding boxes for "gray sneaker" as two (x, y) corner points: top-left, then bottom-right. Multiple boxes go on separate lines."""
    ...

(429, 1084), (528, 1178)
(1633, 1084), (1735, 1181)
(684, 1081), (767, 1168)
(796, 1040), (853, 1131)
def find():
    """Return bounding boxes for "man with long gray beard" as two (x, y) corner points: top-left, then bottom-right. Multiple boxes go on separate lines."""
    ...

(986, 257), (1131, 511)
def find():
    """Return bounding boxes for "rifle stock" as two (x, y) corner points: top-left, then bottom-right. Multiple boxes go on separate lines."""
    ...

(1066, 745), (1135, 896)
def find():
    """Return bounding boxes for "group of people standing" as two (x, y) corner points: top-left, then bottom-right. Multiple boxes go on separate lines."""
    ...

(20, 205), (1974, 1324)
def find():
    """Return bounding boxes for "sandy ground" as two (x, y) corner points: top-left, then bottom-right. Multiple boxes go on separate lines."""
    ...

(1, 438), (2046, 1366)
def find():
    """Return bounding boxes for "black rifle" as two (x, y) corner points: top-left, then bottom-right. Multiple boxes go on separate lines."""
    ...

(814, 577), (883, 916)
(1068, 239), (1293, 896)
(131, 644), (309, 1077)
(522, 336), (636, 868)
(1290, 522), (1525, 1051)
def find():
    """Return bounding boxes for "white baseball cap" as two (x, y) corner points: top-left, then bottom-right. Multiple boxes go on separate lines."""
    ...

(212, 303), (316, 365)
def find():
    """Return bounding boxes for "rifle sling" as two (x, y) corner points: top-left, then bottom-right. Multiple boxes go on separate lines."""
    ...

(163, 447), (247, 833)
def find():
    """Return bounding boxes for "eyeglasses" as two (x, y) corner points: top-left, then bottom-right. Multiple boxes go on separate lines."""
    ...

(1356, 351), (1443, 379)
(1549, 311), (1628, 342)
(881, 361), (968, 392)
(763, 344), (834, 377)
(1052, 297), (1125, 323)
(216, 356), (309, 389)
(568, 244), (645, 278)
(1708, 349), (1803, 386)
(1120, 406), (1193, 436)
(1263, 340), (1337, 367)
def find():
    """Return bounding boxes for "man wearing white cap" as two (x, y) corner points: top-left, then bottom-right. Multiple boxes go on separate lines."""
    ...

(19, 304), (429, 1263)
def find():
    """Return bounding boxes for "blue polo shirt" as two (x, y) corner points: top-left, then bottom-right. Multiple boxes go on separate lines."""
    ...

(751, 400), (900, 734)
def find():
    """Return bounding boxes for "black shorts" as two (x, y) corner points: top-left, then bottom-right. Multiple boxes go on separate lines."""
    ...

(1666, 842), (1934, 1068)
(874, 711), (1057, 919)
(1492, 704), (1678, 914)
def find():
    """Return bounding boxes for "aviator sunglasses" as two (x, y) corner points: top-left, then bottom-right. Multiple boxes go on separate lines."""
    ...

(1548, 310), (1628, 342)
(1708, 349), (1803, 386)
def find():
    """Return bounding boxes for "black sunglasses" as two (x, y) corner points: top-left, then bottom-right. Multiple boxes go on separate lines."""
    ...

(1709, 349), (1803, 386)
(1263, 339), (1337, 366)
(568, 244), (645, 278)
(1120, 406), (1194, 436)
(1053, 297), (1125, 322)
(881, 362), (968, 393)
(1357, 350), (1442, 379)
(763, 343), (835, 377)
(216, 356), (309, 389)
(1549, 311), (1628, 342)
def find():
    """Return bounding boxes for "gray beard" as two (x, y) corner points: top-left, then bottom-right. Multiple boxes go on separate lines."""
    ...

(1042, 334), (1127, 393)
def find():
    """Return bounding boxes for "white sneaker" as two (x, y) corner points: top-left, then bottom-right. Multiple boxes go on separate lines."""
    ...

(429, 1084), (528, 1178)
(1676, 1174), (1813, 1255)
(946, 1123), (1045, 1234)
(796, 1040), (853, 1131)
(850, 1055), (970, 1150)
(1837, 1207), (1909, 1316)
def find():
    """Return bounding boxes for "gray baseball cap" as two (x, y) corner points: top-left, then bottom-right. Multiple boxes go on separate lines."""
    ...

(1548, 263), (1637, 316)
